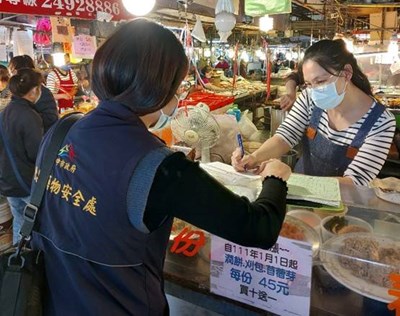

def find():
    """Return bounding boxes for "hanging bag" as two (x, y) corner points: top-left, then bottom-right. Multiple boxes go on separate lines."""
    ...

(0, 112), (82, 316)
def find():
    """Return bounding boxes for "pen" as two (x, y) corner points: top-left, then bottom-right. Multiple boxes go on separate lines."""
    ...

(236, 133), (245, 158)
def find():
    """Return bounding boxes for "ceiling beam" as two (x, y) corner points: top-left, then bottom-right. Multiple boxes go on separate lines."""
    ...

(155, 0), (216, 18)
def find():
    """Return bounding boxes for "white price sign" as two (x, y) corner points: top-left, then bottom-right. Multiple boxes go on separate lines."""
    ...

(210, 235), (313, 316)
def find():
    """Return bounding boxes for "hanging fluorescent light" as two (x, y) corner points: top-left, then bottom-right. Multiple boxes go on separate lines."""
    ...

(52, 42), (65, 67)
(285, 52), (293, 61)
(204, 48), (211, 58)
(122, 0), (155, 16)
(52, 53), (66, 67)
(215, 0), (236, 42)
(259, 15), (274, 33)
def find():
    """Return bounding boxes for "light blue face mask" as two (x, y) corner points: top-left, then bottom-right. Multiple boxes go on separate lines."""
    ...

(150, 104), (178, 131)
(59, 64), (70, 71)
(310, 76), (348, 110)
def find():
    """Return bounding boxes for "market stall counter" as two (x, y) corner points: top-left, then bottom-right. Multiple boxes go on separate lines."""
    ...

(164, 179), (399, 316)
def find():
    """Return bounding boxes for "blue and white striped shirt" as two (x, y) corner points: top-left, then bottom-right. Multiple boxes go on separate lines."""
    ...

(276, 90), (396, 186)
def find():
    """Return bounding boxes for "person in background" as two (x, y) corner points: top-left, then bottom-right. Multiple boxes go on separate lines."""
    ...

(31, 19), (291, 315)
(0, 69), (44, 244)
(8, 55), (59, 132)
(215, 56), (230, 71)
(0, 65), (11, 109)
(46, 53), (78, 113)
(279, 70), (304, 112)
(233, 39), (396, 187)
(248, 69), (258, 81)
(75, 73), (92, 101)
(239, 59), (247, 78)
(200, 65), (224, 91)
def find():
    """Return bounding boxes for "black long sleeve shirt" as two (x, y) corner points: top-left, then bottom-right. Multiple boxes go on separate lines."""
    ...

(144, 153), (287, 250)
(35, 85), (59, 132)
(0, 97), (43, 196)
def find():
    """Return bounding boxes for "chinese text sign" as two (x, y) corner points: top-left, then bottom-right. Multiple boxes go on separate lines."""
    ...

(0, 0), (132, 21)
(210, 235), (312, 316)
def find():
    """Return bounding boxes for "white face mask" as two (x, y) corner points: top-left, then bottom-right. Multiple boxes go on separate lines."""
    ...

(310, 76), (348, 110)
(150, 105), (178, 131)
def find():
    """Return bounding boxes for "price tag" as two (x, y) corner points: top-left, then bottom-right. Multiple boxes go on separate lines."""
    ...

(72, 35), (97, 59)
(210, 235), (313, 316)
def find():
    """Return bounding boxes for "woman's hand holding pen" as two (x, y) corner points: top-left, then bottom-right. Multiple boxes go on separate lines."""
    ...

(231, 148), (291, 181)
(231, 132), (291, 181)
(231, 148), (259, 172)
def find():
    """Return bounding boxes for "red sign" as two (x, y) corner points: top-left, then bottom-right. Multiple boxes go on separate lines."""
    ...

(388, 273), (400, 316)
(0, 0), (134, 21)
(170, 227), (206, 257)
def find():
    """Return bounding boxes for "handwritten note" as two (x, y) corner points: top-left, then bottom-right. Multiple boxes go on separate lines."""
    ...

(72, 35), (97, 59)
(287, 174), (341, 207)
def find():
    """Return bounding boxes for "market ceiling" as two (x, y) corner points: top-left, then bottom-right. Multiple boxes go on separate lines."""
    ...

(151, 0), (400, 36)
(1, 0), (399, 38)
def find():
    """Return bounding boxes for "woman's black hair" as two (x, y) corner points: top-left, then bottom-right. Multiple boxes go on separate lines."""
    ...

(9, 55), (35, 72)
(302, 39), (372, 95)
(9, 68), (43, 97)
(91, 19), (189, 115)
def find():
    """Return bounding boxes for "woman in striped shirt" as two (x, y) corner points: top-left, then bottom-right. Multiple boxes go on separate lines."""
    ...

(232, 39), (396, 186)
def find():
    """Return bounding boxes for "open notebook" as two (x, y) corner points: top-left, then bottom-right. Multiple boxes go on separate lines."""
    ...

(200, 162), (343, 210)
(287, 174), (343, 209)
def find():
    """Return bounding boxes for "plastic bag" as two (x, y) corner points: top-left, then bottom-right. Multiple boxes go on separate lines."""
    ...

(238, 110), (258, 140)
(207, 114), (239, 163)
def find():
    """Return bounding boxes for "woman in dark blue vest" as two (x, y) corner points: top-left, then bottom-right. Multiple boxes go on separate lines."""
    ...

(0, 69), (44, 244)
(32, 19), (291, 315)
(8, 55), (59, 133)
(232, 39), (395, 187)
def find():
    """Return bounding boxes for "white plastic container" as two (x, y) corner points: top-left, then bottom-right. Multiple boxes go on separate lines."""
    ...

(287, 209), (321, 233)
(320, 215), (373, 242)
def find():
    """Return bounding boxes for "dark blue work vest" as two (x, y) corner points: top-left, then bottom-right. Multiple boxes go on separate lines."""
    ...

(32, 100), (173, 316)
(295, 101), (385, 177)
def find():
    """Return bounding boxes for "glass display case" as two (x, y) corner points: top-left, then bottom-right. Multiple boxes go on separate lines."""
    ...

(164, 172), (399, 315)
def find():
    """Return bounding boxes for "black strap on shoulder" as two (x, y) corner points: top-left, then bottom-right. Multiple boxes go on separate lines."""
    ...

(19, 113), (83, 239)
